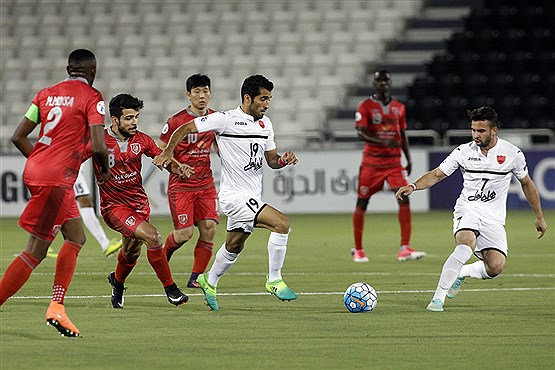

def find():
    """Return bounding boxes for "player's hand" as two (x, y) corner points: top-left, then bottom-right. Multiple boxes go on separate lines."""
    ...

(178, 163), (195, 179)
(280, 151), (298, 166)
(98, 171), (111, 185)
(395, 185), (413, 200)
(382, 139), (400, 148)
(535, 217), (548, 239)
(152, 151), (172, 170)
(405, 162), (412, 176)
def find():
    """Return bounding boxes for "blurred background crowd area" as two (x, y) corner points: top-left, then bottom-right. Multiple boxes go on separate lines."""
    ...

(1, 0), (553, 152)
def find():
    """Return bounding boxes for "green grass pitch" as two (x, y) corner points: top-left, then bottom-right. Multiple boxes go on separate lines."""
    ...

(1, 210), (554, 369)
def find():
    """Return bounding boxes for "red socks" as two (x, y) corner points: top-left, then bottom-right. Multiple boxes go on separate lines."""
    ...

(0, 251), (41, 305)
(398, 203), (412, 246)
(115, 249), (137, 284)
(353, 206), (365, 250)
(164, 232), (182, 262)
(192, 240), (214, 274)
(147, 245), (174, 287)
(52, 241), (82, 304)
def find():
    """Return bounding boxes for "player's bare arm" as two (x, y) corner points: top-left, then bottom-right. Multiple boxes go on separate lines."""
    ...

(265, 149), (298, 169)
(11, 117), (37, 157)
(153, 120), (197, 169)
(356, 126), (400, 148)
(90, 124), (110, 184)
(395, 167), (447, 199)
(518, 175), (548, 238)
(400, 129), (412, 175)
(157, 136), (195, 178)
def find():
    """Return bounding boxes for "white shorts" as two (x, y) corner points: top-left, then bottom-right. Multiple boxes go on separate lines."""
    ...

(73, 168), (91, 198)
(453, 210), (508, 259)
(219, 192), (266, 234)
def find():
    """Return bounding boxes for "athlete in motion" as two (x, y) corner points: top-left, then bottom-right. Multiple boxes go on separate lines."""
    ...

(153, 74), (298, 310)
(396, 106), (548, 312)
(1, 49), (110, 337)
(94, 93), (190, 308)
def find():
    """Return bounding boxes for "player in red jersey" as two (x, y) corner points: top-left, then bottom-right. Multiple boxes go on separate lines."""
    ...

(352, 69), (426, 262)
(96, 93), (190, 308)
(158, 74), (219, 288)
(1, 49), (110, 337)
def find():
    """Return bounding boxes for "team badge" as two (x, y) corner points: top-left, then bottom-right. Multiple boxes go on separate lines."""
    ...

(360, 186), (369, 196)
(96, 101), (105, 115)
(130, 143), (141, 155)
(372, 111), (382, 124)
(259, 120), (265, 128)
(497, 155), (506, 164)
(392, 107), (400, 116)
(178, 214), (188, 225)
(125, 216), (136, 227)
(51, 224), (62, 237)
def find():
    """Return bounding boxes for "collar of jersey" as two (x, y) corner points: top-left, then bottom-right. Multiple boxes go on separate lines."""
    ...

(236, 106), (255, 122)
(65, 76), (89, 85)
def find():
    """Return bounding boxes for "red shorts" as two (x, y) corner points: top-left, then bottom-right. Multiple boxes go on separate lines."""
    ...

(101, 205), (150, 237)
(168, 187), (219, 229)
(357, 165), (409, 198)
(19, 185), (80, 241)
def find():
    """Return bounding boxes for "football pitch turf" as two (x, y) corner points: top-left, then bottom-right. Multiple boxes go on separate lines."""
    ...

(1, 210), (554, 369)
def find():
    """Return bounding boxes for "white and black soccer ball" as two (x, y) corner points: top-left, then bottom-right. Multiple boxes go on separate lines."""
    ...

(343, 282), (378, 313)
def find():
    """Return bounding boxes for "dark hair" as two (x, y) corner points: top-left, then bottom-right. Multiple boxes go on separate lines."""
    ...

(67, 49), (96, 74)
(109, 93), (144, 119)
(186, 74), (211, 92)
(373, 69), (391, 80)
(467, 106), (498, 128)
(240, 74), (274, 102)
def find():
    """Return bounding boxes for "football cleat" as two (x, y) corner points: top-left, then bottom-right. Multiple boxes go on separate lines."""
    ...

(351, 248), (369, 263)
(397, 246), (427, 262)
(164, 283), (189, 306)
(197, 273), (219, 311)
(104, 239), (123, 257)
(265, 276), (297, 302)
(46, 247), (58, 259)
(447, 277), (466, 299)
(45, 301), (80, 337)
(107, 271), (125, 308)
(426, 299), (444, 312)
(187, 278), (200, 289)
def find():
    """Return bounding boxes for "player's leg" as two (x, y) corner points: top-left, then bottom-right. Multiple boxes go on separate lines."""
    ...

(164, 189), (195, 261)
(256, 205), (297, 301)
(108, 236), (138, 308)
(165, 226), (194, 262)
(427, 228), (476, 312)
(134, 221), (188, 306)
(188, 219), (217, 288)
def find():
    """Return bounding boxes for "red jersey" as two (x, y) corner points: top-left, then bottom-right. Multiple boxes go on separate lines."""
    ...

(24, 78), (105, 187)
(355, 96), (406, 168)
(159, 107), (216, 191)
(93, 128), (161, 213)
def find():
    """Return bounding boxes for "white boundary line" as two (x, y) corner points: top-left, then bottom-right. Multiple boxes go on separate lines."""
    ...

(11, 286), (555, 300)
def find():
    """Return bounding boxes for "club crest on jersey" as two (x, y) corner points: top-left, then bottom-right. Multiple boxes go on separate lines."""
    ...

(360, 186), (369, 196)
(130, 143), (141, 155)
(392, 107), (400, 116)
(178, 214), (188, 225)
(96, 101), (105, 115)
(372, 111), (382, 124)
(51, 224), (62, 237)
(125, 216), (136, 227)
(497, 155), (506, 164)
(259, 120), (265, 128)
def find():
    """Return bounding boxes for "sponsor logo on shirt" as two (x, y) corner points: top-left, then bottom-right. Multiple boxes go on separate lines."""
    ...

(130, 143), (141, 155)
(468, 157), (481, 161)
(235, 121), (248, 126)
(497, 155), (506, 164)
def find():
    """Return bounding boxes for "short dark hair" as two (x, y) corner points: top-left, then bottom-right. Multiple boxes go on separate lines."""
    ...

(373, 69), (391, 80)
(67, 49), (96, 73)
(241, 74), (274, 102)
(467, 106), (498, 128)
(109, 93), (144, 119)
(186, 74), (211, 92)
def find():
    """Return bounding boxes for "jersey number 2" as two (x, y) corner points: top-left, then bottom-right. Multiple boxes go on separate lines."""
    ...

(38, 107), (62, 145)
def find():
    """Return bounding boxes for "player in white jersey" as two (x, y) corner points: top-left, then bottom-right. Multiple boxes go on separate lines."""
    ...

(153, 75), (298, 310)
(396, 106), (547, 312)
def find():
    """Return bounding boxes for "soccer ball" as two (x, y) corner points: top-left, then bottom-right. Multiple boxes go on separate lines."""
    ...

(343, 282), (378, 313)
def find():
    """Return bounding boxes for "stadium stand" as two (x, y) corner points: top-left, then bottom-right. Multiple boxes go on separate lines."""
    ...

(1, 0), (552, 153)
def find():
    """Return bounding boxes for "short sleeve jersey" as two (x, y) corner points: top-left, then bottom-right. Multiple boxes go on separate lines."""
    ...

(438, 138), (528, 224)
(193, 106), (276, 199)
(24, 78), (105, 187)
(355, 96), (406, 168)
(159, 107), (216, 191)
(93, 128), (161, 213)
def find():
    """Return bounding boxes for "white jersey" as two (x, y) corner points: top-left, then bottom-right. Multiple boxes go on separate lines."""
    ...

(438, 137), (528, 225)
(194, 106), (276, 200)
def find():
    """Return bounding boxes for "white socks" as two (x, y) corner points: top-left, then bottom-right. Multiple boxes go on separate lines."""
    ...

(460, 260), (492, 279)
(267, 232), (288, 282)
(207, 244), (238, 287)
(79, 207), (109, 250)
(432, 245), (473, 303)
